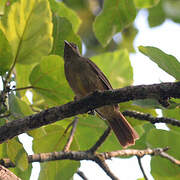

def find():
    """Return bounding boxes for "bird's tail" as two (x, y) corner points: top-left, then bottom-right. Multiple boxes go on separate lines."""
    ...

(107, 111), (139, 148)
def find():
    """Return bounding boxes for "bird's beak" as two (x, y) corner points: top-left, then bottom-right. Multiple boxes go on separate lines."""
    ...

(64, 40), (70, 47)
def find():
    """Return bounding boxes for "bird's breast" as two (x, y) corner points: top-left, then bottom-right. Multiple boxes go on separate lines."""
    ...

(65, 61), (102, 97)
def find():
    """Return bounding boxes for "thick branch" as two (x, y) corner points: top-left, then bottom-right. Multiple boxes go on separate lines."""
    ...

(123, 110), (180, 127)
(0, 82), (180, 143)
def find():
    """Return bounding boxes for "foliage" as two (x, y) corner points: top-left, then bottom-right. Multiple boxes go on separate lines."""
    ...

(0, 0), (180, 179)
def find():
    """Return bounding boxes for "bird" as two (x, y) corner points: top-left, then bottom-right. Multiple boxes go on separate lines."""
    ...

(63, 40), (139, 147)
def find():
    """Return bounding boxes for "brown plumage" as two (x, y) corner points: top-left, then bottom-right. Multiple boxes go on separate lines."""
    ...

(63, 40), (139, 147)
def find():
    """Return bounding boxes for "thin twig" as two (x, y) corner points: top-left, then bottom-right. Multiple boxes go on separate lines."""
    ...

(88, 127), (111, 153)
(77, 170), (88, 180)
(123, 110), (180, 127)
(0, 113), (10, 119)
(95, 155), (120, 180)
(159, 151), (180, 166)
(137, 156), (148, 180)
(63, 117), (78, 152)
(12, 86), (34, 91)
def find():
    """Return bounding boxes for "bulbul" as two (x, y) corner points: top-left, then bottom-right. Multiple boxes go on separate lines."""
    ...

(64, 40), (139, 147)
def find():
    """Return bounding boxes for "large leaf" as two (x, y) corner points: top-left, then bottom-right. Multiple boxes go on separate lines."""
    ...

(29, 55), (73, 106)
(15, 63), (36, 96)
(91, 49), (133, 88)
(93, 0), (136, 46)
(33, 125), (80, 180)
(6, 138), (28, 171)
(59, 114), (143, 152)
(134, 0), (159, 8)
(8, 93), (33, 119)
(147, 129), (180, 179)
(10, 164), (32, 180)
(0, 29), (13, 75)
(148, 0), (166, 27)
(49, 0), (81, 33)
(0, 0), (7, 15)
(119, 25), (138, 52)
(0, 0), (53, 64)
(162, 103), (180, 133)
(139, 46), (180, 80)
(51, 16), (81, 56)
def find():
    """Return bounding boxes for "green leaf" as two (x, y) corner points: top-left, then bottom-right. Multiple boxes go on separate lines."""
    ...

(148, 1), (165, 27)
(163, 0), (180, 23)
(162, 105), (180, 133)
(29, 55), (73, 106)
(93, 0), (136, 46)
(119, 25), (138, 52)
(139, 46), (180, 80)
(0, 0), (7, 15)
(147, 129), (180, 179)
(0, 29), (13, 75)
(51, 16), (81, 56)
(133, 98), (162, 109)
(49, 0), (81, 33)
(8, 93), (33, 119)
(91, 49), (133, 88)
(7, 138), (28, 171)
(15, 63), (36, 95)
(134, 0), (159, 8)
(11, 164), (32, 180)
(0, 0), (53, 64)
(33, 125), (80, 180)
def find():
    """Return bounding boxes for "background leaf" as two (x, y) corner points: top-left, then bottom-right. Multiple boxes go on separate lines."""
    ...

(91, 49), (133, 88)
(29, 55), (73, 106)
(8, 93), (33, 119)
(148, 0), (165, 27)
(139, 46), (180, 80)
(51, 16), (81, 56)
(134, 0), (160, 8)
(0, 0), (53, 64)
(0, 29), (13, 75)
(33, 125), (80, 180)
(7, 138), (28, 171)
(49, 0), (81, 33)
(147, 129), (180, 179)
(93, 0), (136, 46)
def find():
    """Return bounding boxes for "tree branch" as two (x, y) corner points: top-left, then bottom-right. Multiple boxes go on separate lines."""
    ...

(159, 151), (180, 166)
(137, 156), (148, 180)
(0, 165), (21, 180)
(88, 127), (111, 153)
(94, 155), (120, 180)
(77, 170), (88, 180)
(0, 82), (180, 144)
(1, 147), (169, 167)
(123, 110), (180, 127)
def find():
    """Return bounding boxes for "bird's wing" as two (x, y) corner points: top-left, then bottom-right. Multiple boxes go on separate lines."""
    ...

(85, 57), (119, 109)
(85, 57), (113, 90)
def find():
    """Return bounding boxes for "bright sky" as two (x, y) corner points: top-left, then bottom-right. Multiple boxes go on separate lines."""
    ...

(18, 9), (180, 180)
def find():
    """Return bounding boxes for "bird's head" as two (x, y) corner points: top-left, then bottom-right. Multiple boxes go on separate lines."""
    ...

(64, 40), (81, 61)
